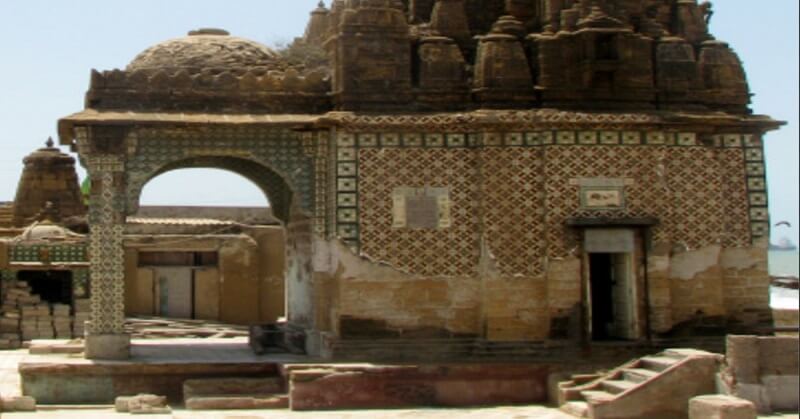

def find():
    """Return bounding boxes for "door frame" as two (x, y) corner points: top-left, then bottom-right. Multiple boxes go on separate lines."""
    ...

(567, 217), (658, 344)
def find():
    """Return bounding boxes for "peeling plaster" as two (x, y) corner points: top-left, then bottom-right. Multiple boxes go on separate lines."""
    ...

(720, 247), (765, 271)
(329, 238), (413, 281)
(479, 235), (500, 279)
(669, 245), (721, 280)
(647, 254), (671, 274)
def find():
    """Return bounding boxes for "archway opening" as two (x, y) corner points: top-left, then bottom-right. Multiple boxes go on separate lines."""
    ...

(125, 166), (288, 329)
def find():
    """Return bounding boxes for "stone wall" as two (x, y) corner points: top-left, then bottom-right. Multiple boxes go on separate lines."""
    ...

(321, 126), (770, 344)
(123, 230), (286, 325)
(318, 0), (752, 113)
(722, 335), (800, 413)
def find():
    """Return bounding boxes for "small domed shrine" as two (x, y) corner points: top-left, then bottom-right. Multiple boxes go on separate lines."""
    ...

(11, 138), (86, 228)
(54, 0), (783, 362)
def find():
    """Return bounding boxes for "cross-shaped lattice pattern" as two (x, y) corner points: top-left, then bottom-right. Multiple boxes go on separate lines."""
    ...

(481, 147), (546, 276)
(350, 130), (755, 275)
(125, 127), (316, 222)
(358, 147), (481, 276)
(88, 170), (126, 334)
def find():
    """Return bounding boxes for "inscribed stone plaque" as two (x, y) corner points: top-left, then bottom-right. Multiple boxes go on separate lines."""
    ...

(580, 187), (625, 210)
(584, 229), (635, 253)
(392, 187), (451, 229)
(406, 195), (439, 229)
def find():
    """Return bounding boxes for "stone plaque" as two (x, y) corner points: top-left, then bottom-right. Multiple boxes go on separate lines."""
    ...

(406, 195), (439, 229)
(581, 187), (625, 210)
(392, 187), (451, 229)
(584, 229), (635, 253)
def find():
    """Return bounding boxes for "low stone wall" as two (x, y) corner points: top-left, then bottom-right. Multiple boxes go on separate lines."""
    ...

(720, 335), (799, 413)
(20, 361), (280, 404)
(286, 364), (549, 410)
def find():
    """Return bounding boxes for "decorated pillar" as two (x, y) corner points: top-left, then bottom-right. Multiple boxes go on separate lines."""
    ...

(78, 128), (130, 359)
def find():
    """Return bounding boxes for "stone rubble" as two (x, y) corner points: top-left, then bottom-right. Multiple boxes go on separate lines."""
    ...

(115, 394), (171, 415)
(0, 280), (89, 348)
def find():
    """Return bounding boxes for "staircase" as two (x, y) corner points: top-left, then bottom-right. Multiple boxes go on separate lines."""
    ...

(183, 376), (289, 410)
(558, 348), (722, 419)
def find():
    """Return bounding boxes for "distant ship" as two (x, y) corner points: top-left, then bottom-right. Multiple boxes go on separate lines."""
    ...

(769, 237), (798, 251)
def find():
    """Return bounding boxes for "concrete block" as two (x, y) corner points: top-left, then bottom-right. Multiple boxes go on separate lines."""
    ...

(115, 396), (132, 412)
(689, 395), (756, 419)
(1, 396), (37, 411)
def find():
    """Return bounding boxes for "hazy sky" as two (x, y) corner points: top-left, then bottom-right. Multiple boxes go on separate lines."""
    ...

(0, 1), (797, 244)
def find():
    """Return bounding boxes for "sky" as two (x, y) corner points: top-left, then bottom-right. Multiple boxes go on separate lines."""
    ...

(0, 1), (797, 245)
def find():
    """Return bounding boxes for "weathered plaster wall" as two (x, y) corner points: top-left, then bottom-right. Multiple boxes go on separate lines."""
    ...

(286, 205), (315, 328)
(123, 248), (148, 315)
(245, 226), (287, 323)
(723, 335), (800, 413)
(123, 233), (285, 325)
(218, 235), (259, 324)
(720, 240), (772, 318)
(321, 129), (769, 343)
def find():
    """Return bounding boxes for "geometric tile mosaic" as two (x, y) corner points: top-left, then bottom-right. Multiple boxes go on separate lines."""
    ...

(358, 148), (480, 277)
(88, 168), (126, 335)
(481, 147), (546, 276)
(334, 129), (760, 274)
(127, 127), (315, 223)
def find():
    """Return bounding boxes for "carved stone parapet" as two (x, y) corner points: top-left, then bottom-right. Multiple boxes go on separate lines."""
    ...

(655, 36), (705, 108)
(531, 27), (656, 110)
(86, 68), (332, 113)
(473, 17), (535, 108)
(673, 0), (712, 45)
(698, 40), (750, 112)
(330, 0), (413, 110)
(416, 36), (469, 111)
(430, 0), (471, 46)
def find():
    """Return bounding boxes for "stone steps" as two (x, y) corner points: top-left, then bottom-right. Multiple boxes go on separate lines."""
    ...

(621, 368), (658, 383)
(601, 379), (636, 394)
(560, 401), (589, 418)
(558, 349), (722, 418)
(639, 355), (680, 372)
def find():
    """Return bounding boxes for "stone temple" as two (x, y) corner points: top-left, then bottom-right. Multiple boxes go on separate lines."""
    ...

(4, 0), (785, 361)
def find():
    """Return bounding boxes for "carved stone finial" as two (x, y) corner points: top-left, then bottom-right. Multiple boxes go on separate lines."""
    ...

(46, 137), (54, 148)
(187, 28), (230, 36)
(318, 0), (326, 8)
(700, 1), (713, 24)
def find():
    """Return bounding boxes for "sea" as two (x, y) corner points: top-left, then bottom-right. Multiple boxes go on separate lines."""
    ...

(769, 250), (799, 310)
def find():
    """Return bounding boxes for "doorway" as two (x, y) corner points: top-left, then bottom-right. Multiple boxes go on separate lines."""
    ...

(588, 252), (636, 340)
(138, 251), (220, 320)
(19, 270), (73, 306)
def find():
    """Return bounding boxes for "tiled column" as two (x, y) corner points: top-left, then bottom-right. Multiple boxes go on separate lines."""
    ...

(85, 156), (130, 360)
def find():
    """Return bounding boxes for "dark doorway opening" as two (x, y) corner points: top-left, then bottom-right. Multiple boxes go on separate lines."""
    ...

(589, 253), (614, 340)
(18, 270), (73, 306)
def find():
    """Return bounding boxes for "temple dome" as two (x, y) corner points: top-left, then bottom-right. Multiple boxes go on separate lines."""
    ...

(126, 29), (280, 73)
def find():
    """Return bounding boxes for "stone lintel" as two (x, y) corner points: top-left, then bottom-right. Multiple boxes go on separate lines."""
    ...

(565, 216), (659, 228)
